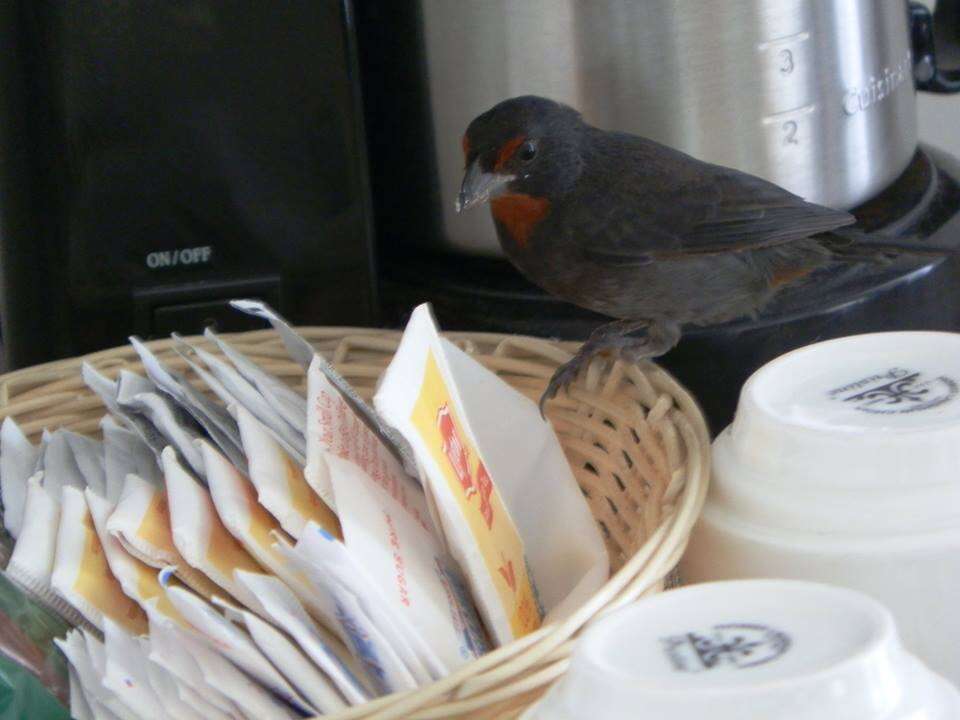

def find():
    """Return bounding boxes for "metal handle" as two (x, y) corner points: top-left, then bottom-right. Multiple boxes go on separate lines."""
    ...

(910, 1), (960, 93)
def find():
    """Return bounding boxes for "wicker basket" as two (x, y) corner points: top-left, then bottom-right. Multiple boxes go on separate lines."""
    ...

(0, 327), (710, 720)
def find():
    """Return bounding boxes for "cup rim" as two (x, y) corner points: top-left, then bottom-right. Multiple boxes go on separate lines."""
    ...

(740, 330), (960, 436)
(575, 579), (896, 698)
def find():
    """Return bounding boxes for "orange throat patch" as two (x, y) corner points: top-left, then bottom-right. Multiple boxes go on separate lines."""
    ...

(491, 194), (550, 249)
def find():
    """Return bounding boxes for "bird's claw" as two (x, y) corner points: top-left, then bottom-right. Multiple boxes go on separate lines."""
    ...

(538, 356), (587, 418)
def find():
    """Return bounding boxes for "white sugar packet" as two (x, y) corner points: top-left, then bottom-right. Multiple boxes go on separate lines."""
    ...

(131, 336), (248, 474)
(273, 532), (425, 693)
(235, 570), (372, 705)
(183, 631), (299, 720)
(145, 608), (241, 720)
(205, 327), (307, 434)
(7, 433), (92, 626)
(56, 630), (138, 720)
(162, 581), (314, 715)
(51, 485), (149, 635)
(63, 431), (106, 497)
(199, 439), (337, 630)
(162, 447), (265, 611)
(236, 404), (340, 540)
(142, 652), (206, 720)
(181, 337), (305, 463)
(102, 618), (170, 720)
(82, 364), (169, 460)
(102, 417), (161, 505)
(375, 304), (609, 643)
(229, 299), (416, 475)
(0, 417), (38, 538)
(305, 358), (429, 524)
(117, 371), (206, 479)
(325, 455), (488, 672)
(68, 665), (95, 720)
(227, 603), (347, 714)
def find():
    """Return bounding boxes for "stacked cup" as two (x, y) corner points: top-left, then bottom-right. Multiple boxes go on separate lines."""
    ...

(680, 331), (960, 686)
(524, 580), (960, 719)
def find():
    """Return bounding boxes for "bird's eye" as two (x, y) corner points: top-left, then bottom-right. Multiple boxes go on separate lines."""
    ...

(519, 140), (538, 162)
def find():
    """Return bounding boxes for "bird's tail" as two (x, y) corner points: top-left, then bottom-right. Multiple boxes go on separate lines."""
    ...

(823, 227), (955, 262)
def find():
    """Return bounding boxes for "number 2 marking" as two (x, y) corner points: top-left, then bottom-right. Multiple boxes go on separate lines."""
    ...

(782, 121), (799, 145)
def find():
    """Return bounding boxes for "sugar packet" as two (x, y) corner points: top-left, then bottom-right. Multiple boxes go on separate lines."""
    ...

(182, 338), (305, 462)
(205, 327), (307, 434)
(0, 417), (38, 538)
(273, 530), (430, 693)
(51, 485), (148, 635)
(162, 447), (265, 611)
(86, 489), (187, 627)
(229, 603), (347, 714)
(102, 417), (161, 505)
(101, 618), (168, 720)
(162, 581), (314, 715)
(179, 628), (299, 720)
(106, 472), (224, 601)
(142, 652), (207, 720)
(319, 455), (488, 672)
(7, 433), (90, 626)
(67, 665), (94, 720)
(55, 630), (139, 720)
(199, 439), (337, 630)
(130, 336), (248, 474)
(236, 403), (340, 540)
(230, 298), (416, 474)
(145, 609), (241, 720)
(63, 431), (106, 497)
(235, 570), (372, 705)
(81, 364), (168, 460)
(117, 372), (206, 479)
(375, 304), (609, 643)
(305, 357), (429, 524)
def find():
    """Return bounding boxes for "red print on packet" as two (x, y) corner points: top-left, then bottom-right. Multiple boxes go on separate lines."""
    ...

(438, 404), (476, 497)
(498, 555), (517, 593)
(475, 462), (494, 529)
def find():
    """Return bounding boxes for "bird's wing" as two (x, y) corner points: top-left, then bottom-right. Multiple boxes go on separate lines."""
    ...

(576, 133), (856, 263)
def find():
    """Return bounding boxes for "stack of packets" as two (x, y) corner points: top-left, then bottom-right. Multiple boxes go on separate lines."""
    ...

(0, 300), (608, 718)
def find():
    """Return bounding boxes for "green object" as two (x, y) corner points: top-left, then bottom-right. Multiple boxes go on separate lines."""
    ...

(0, 654), (69, 720)
(0, 572), (71, 718)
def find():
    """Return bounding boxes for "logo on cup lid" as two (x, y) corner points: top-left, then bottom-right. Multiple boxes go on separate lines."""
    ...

(827, 368), (958, 415)
(660, 623), (791, 672)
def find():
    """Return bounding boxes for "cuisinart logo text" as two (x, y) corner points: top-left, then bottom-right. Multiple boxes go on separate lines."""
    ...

(660, 623), (791, 672)
(827, 367), (958, 414)
(145, 245), (213, 270)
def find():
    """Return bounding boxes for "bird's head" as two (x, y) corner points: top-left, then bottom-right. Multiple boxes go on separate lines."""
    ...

(456, 96), (585, 214)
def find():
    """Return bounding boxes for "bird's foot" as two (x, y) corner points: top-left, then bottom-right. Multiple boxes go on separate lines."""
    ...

(539, 353), (591, 416)
(538, 319), (680, 417)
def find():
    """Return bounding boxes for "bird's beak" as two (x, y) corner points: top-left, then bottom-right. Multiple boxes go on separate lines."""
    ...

(456, 160), (515, 213)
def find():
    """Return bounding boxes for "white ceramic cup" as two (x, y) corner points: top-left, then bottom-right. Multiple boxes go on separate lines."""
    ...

(680, 332), (960, 686)
(523, 580), (960, 720)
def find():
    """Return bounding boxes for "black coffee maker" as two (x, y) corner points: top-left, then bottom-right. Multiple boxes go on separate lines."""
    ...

(0, 1), (378, 370)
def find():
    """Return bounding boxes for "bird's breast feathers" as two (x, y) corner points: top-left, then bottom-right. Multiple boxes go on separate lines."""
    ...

(490, 194), (551, 249)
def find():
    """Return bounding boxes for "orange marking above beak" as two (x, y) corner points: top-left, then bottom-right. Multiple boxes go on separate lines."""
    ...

(461, 134), (471, 161)
(494, 135), (526, 171)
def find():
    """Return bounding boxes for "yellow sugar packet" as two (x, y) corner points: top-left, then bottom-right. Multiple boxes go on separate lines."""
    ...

(162, 447), (266, 612)
(50, 486), (148, 635)
(199, 439), (339, 632)
(106, 471), (225, 601)
(85, 488), (187, 627)
(375, 305), (542, 645)
(236, 403), (340, 540)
